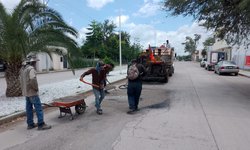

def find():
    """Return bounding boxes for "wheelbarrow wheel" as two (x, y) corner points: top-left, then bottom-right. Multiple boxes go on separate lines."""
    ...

(75, 102), (86, 114)
(119, 83), (128, 89)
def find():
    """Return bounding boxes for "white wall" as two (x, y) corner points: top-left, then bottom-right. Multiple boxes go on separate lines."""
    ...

(212, 39), (232, 61)
(212, 39), (228, 50)
(36, 53), (52, 72)
(51, 53), (63, 70)
(35, 52), (65, 72)
(232, 46), (250, 69)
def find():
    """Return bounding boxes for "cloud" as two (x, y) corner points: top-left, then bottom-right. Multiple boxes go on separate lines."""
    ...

(76, 27), (89, 45)
(0, 0), (20, 13)
(86, 0), (114, 9)
(133, 0), (161, 17)
(110, 15), (130, 26)
(78, 16), (212, 56)
(125, 21), (213, 56)
(0, 0), (49, 13)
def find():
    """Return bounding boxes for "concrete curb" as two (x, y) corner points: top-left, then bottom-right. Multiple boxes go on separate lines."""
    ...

(0, 112), (26, 125)
(239, 73), (250, 78)
(0, 78), (127, 125)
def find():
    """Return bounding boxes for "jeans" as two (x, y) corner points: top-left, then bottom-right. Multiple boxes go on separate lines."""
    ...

(93, 88), (105, 110)
(26, 96), (44, 126)
(127, 80), (142, 110)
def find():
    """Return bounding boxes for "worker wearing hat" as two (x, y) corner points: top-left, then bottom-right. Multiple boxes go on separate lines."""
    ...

(19, 54), (51, 130)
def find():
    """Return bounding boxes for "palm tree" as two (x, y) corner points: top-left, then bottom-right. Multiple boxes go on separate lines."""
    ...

(0, 0), (79, 97)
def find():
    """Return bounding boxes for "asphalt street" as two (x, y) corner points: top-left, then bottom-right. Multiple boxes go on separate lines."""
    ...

(1, 62), (250, 150)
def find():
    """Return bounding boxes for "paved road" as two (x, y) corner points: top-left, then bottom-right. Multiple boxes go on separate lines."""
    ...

(1, 62), (250, 150)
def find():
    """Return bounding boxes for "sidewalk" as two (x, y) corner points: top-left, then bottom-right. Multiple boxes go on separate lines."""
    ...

(0, 68), (82, 78)
(0, 66), (128, 124)
(239, 69), (250, 78)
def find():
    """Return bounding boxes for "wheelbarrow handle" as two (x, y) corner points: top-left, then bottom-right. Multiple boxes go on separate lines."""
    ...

(80, 79), (100, 88)
(41, 103), (55, 107)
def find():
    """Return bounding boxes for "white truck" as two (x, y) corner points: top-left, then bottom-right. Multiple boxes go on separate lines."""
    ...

(205, 50), (227, 71)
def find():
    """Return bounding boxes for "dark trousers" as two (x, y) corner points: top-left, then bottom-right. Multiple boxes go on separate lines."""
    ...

(26, 96), (44, 126)
(127, 80), (142, 110)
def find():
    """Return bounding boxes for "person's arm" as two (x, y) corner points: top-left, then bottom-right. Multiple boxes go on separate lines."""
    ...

(80, 68), (93, 80)
(139, 64), (146, 76)
(29, 68), (39, 92)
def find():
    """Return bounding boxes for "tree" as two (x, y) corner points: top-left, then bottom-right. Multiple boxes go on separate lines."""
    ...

(162, 0), (250, 46)
(85, 20), (103, 59)
(182, 34), (201, 55)
(201, 49), (207, 58)
(203, 37), (216, 48)
(81, 20), (140, 63)
(101, 20), (117, 43)
(201, 37), (215, 58)
(0, 0), (78, 97)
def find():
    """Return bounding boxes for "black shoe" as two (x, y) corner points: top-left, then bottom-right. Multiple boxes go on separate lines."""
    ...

(96, 109), (103, 115)
(37, 123), (52, 130)
(27, 123), (38, 130)
(104, 90), (110, 94)
(127, 109), (136, 114)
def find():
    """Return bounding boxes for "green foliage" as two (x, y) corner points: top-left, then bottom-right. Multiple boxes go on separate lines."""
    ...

(103, 56), (115, 66)
(0, 0), (79, 97)
(163, 0), (250, 46)
(70, 57), (97, 69)
(203, 37), (215, 48)
(200, 36), (215, 58)
(201, 49), (207, 58)
(80, 19), (142, 64)
(176, 55), (191, 61)
(182, 34), (201, 55)
(0, 0), (79, 63)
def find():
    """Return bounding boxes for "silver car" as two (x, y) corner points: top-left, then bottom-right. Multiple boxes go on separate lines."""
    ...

(214, 60), (239, 76)
(200, 58), (207, 67)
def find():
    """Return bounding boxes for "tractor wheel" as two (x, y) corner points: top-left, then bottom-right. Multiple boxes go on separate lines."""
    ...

(163, 73), (169, 83)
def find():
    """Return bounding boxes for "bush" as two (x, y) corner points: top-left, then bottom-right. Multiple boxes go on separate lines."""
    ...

(70, 58), (98, 69)
(103, 56), (116, 66)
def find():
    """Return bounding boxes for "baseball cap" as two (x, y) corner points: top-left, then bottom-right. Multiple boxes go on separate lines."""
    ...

(26, 55), (40, 62)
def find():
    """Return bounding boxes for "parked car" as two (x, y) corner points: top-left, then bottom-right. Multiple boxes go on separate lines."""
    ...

(0, 60), (6, 72)
(205, 51), (227, 71)
(214, 60), (239, 76)
(200, 58), (207, 67)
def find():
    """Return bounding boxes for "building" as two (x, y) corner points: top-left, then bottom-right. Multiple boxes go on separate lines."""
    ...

(191, 50), (203, 61)
(212, 39), (232, 61)
(34, 46), (69, 72)
(212, 38), (250, 69)
(232, 45), (250, 70)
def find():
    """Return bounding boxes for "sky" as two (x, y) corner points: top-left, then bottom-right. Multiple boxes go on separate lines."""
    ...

(0, 0), (213, 56)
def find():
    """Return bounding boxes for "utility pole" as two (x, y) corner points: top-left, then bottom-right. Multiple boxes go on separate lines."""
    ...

(119, 10), (122, 74)
(154, 31), (157, 47)
(43, 0), (49, 72)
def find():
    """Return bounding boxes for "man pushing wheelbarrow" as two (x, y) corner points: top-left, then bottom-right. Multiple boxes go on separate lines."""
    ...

(80, 61), (114, 115)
